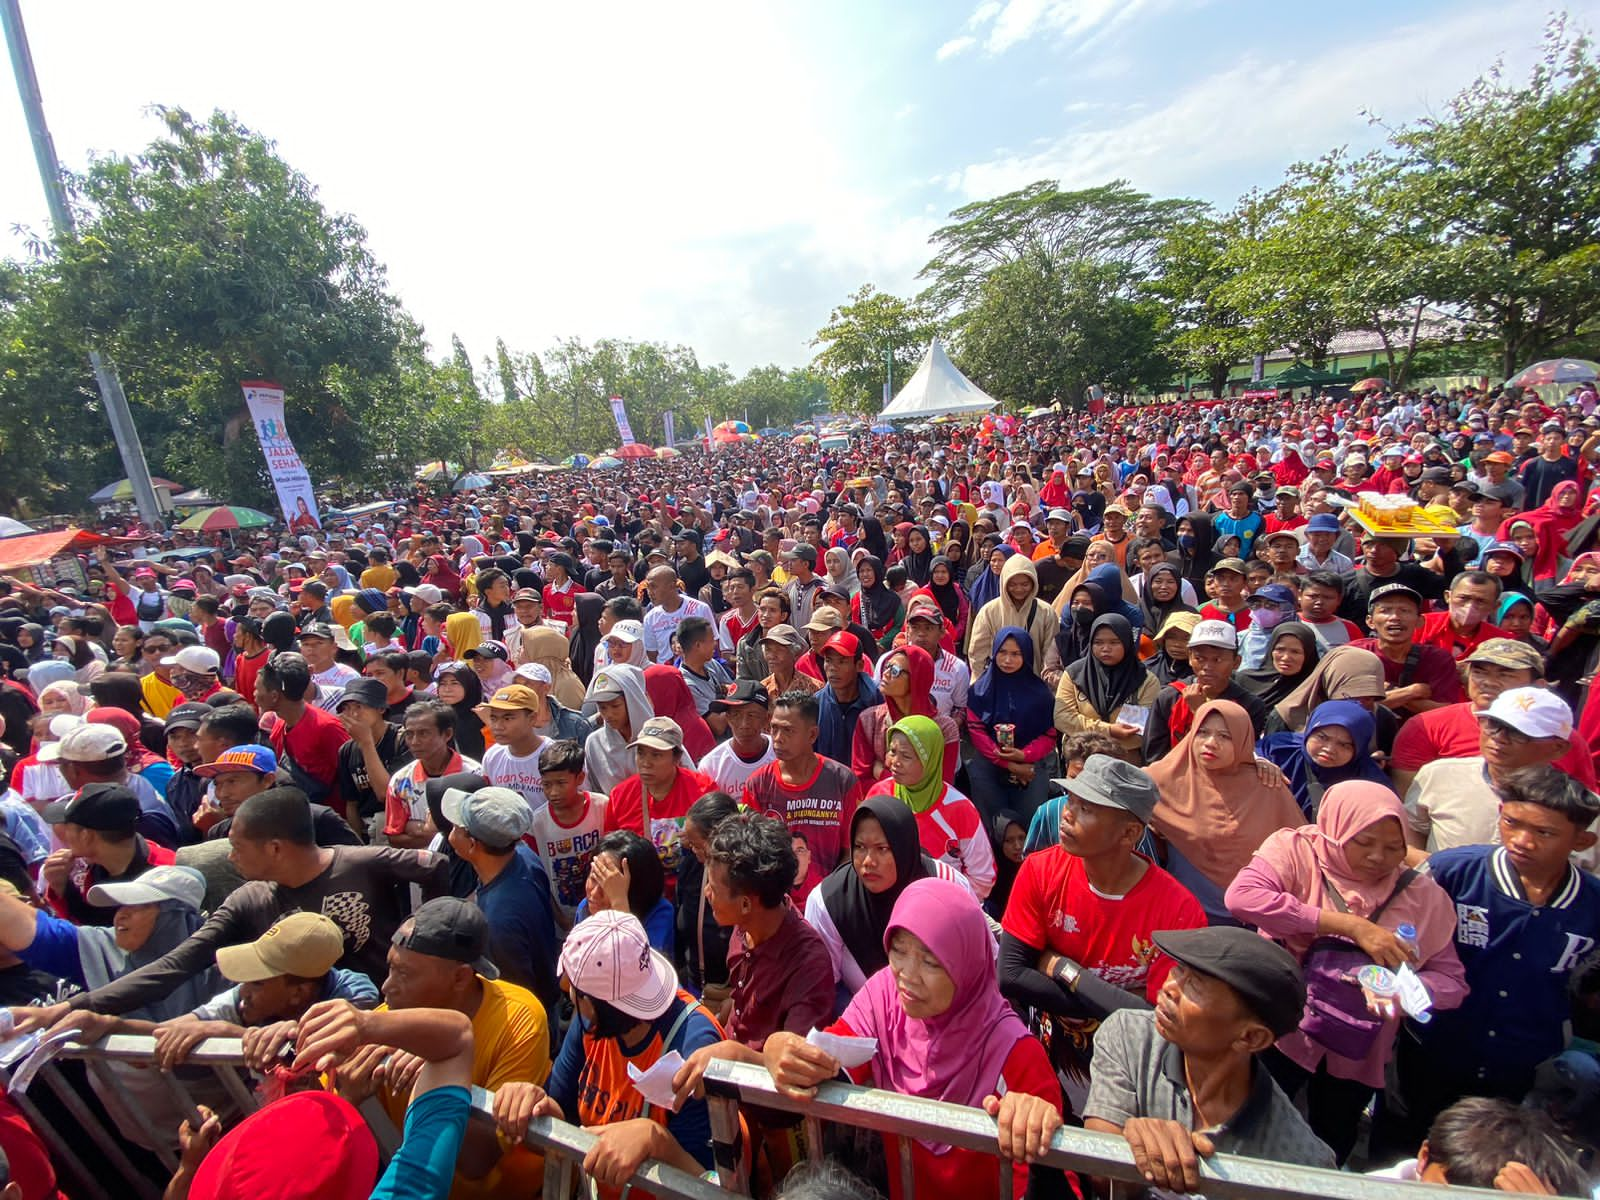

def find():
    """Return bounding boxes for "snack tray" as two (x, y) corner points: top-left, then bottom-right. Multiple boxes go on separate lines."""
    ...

(1348, 508), (1460, 537)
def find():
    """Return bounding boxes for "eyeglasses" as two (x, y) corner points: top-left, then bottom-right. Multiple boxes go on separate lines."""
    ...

(1478, 718), (1533, 746)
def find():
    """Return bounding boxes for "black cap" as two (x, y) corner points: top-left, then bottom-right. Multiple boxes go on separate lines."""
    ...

(1419, 466), (1452, 484)
(43, 783), (140, 832)
(393, 897), (499, 979)
(165, 702), (212, 731)
(1153, 927), (1306, 1038)
(1368, 581), (1424, 611)
(708, 680), (770, 714)
(336, 677), (389, 712)
(465, 641), (508, 662)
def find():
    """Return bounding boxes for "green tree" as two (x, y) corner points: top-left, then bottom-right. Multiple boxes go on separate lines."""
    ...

(35, 107), (431, 506)
(919, 180), (1204, 318)
(810, 285), (940, 414)
(1147, 210), (1257, 396)
(1384, 21), (1600, 377)
(958, 255), (1172, 410)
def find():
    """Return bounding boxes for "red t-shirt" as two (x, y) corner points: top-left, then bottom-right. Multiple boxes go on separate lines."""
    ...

(1198, 602), (1252, 632)
(741, 758), (861, 903)
(542, 581), (577, 635)
(1348, 638), (1464, 706)
(1413, 612), (1507, 662)
(604, 767), (715, 900)
(269, 703), (351, 798)
(1391, 701), (1599, 790)
(233, 647), (270, 710)
(829, 1016), (1059, 1200)
(1265, 513), (1308, 534)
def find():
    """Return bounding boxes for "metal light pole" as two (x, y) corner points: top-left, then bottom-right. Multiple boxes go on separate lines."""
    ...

(2, 0), (162, 527)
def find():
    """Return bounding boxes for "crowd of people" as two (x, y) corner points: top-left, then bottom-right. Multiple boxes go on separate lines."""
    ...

(0, 379), (1597, 1200)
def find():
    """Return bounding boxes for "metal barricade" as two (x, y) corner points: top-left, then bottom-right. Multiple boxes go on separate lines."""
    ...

(700, 1059), (1510, 1200)
(0, 1033), (726, 1200)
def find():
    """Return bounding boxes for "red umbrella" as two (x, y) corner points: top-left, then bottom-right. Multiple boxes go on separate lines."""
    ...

(1350, 377), (1389, 393)
(616, 443), (655, 459)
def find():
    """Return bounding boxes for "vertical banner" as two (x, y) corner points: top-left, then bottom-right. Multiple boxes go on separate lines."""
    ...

(662, 410), (676, 449)
(241, 381), (322, 531)
(609, 396), (636, 445)
(703, 414), (714, 443)
(1251, 353), (1265, 382)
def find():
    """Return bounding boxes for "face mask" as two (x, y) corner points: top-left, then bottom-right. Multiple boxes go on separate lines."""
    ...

(1254, 607), (1288, 631)
(1072, 607), (1095, 628)
(1177, 534), (1195, 552)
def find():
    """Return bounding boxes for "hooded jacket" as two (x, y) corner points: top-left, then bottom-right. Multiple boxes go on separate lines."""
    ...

(580, 664), (656, 796)
(965, 554), (1060, 679)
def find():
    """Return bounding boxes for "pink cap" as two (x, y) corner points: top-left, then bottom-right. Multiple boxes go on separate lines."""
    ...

(558, 910), (676, 1020)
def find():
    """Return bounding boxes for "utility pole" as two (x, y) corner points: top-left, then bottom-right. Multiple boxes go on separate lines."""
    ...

(2, 0), (162, 527)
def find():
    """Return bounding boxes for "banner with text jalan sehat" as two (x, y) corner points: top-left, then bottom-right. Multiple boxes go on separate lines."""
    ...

(663, 409), (676, 449)
(609, 396), (636, 446)
(241, 381), (322, 531)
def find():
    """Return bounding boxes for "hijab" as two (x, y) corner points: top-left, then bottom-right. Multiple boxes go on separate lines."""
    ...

(1138, 561), (1194, 634)
(967, 626), (1054, 745)
(643, 664), (716, 761)
(1274, 645), (1387, 732)
(87, 707), (163, 773)
(986, 810), (1026, 916)
(1258, 699), (1394, 818)
(567, 593), (605, 686)
(818, 795), (938, 982)
(524, 626), (586, 710)
(1147, 611), (1200, 685)
(1236, 621), (1320, 710)
(824, 547), (861, 598)
(1088, 562), (1142, 630)
(78, 886), (215, 1023)
(925, 556), (962, 625)
(17, 623), (47, 664)
(1054, 581), (1113, 670)
(884, 715), (947, 815)
(1067, 614), (1150, 720)
(856, 556), (900, 631)
(902, 527), (935, 586)
(425, 554), (462, 601)
(1252, 780), (1449, 960)
(1526, 480), (1585, 579)
(329, 594), (358, 631)
(444, 611), (485, 660)
(967, 544), (1014, 614)
(434, 662), (486, 760)
(1145, 699), (1305, 891)
(38, 680), (88, 717)
(882, 645), (939, 722)
(839, 877), (1030, 1152)
(1176, 512), (1217, 592)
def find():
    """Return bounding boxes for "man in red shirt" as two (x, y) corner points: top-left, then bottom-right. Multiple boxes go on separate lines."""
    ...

(740, 691), (860, 902)
(1389, 638), (1598, 797)
(231, 616), (271, 710)
(997, 754), (1204, 1105)
(1414, 571), (1506, 662)
(1350, 583), (1462, 723)
(254, 652), (350, 810)
(602, 717), (714, 901)
(1264, 487), (1307, 534)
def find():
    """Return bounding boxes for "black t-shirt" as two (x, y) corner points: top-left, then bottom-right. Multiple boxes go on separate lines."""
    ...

(336, 725), (409, 818)
(1521, 454), (1579, 508)
(1338, 562), (1448, 627)
(207, 804), (363, 848)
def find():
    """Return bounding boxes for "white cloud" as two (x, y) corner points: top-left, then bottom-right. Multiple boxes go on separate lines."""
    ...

(960, 0), (1179, 56)
(936, 35), (977, 61)
(951, 4), (1582, 204)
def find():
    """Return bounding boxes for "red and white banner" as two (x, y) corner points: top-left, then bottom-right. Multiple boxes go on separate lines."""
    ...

(241, 381), (322, 531)
(609, 396), (636, 446)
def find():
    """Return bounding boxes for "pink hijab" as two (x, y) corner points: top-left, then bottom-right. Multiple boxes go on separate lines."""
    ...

(840, 877), (1029, 1153)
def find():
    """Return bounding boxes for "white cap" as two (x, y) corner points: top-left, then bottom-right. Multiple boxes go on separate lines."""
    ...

(161, 645), (221, 674)
(514, 662), (553, 686)
(1483, 686), (1573, 741)
(1186, 619), (1239, 652)
(87, 864), (206, 911)
(608, 620), (644, 644)
(39, 723), (128, 764)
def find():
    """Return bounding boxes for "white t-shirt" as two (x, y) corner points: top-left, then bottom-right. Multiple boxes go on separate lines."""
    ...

(525, 792), (608, 927)
(641, 595), (714, 661)
(698, 737), (776, 797)
(481, 741), (549, 813)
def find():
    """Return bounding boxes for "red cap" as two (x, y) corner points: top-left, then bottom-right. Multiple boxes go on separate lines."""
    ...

(821, 630), (860, 659)
(189, 1092), (378, 1200)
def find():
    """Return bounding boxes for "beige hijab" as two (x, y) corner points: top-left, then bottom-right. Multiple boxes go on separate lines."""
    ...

(521, 626), (586, 710)
(1273, 645), (1387, 732)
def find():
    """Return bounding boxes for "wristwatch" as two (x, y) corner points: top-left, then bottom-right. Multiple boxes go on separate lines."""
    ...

(1052, 958), (1083, 992)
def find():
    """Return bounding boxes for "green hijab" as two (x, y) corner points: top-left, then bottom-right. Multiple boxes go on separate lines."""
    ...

(889, 715), (946, 814)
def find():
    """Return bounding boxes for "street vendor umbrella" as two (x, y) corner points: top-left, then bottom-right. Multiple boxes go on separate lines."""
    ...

(870, 423), (895, 434)
(1350, 377), (1389, 393)
(415, 461), (460, 482)
(560, 454), (590, 468)
(758, 427), (788, 438)
(794, 433), (817, 444)
(176, 505), (274, 532)
(616, 443), (655, 459)
(1509, 358), (1600, 388)
(590, 456), (624, 470)
(89, 477), (184, 504)
(655, 446), (682, 458)
(713, 420), (750, 435)
(452, 473), (491, 491)
(0, 517), (32, 538)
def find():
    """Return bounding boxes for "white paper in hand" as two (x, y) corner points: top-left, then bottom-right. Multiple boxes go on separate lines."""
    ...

(1114, 704), (1151, 732)
(627, 1050), (685, 1112)
(1394, 963), (1434, 1023)
(806, 1028), (877, 1068)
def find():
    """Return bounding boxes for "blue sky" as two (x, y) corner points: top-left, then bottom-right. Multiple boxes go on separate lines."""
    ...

(2, 1), (1594, 376)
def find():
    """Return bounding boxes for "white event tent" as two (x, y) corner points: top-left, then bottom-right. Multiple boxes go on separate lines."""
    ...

(878, 337), (999, 421)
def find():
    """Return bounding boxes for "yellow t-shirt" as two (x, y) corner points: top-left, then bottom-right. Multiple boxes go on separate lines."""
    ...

(140, 672), (183, 719)
(360, 565), (398, 592)
(378, 978), (551, 1199)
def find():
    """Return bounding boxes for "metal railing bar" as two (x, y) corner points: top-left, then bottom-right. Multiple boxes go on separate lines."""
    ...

(84, 1056), (179, 1175)
(492, 1106), (725, 1200)
(895, 1132), (914, 1200)
(210, 1062), (258, 1118)
(5, 1067), (121, 1200)
(152, 1064), (206, 1132)
(707, 1090), (749, 1193)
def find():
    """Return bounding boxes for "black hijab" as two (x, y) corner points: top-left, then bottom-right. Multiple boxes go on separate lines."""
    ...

(986, 810), (1026, 917)
(902, 527), (935, 587)
(818, 794), (939, 980)
(1236, 621), (1320, 710)
(925, 556), (963, 624)
(567, 592), (605, 686)
(1138, 561), (1195, 634)
(1177, 512), (1217, 593)
(1053, 581), (1113, 670)
(856, 556), (899, 631)
(436, 662), (487, 759)
(1066, 614), (1151, 720)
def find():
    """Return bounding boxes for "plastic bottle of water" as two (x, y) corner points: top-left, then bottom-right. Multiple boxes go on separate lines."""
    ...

(1395, 923), (1418, 958)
